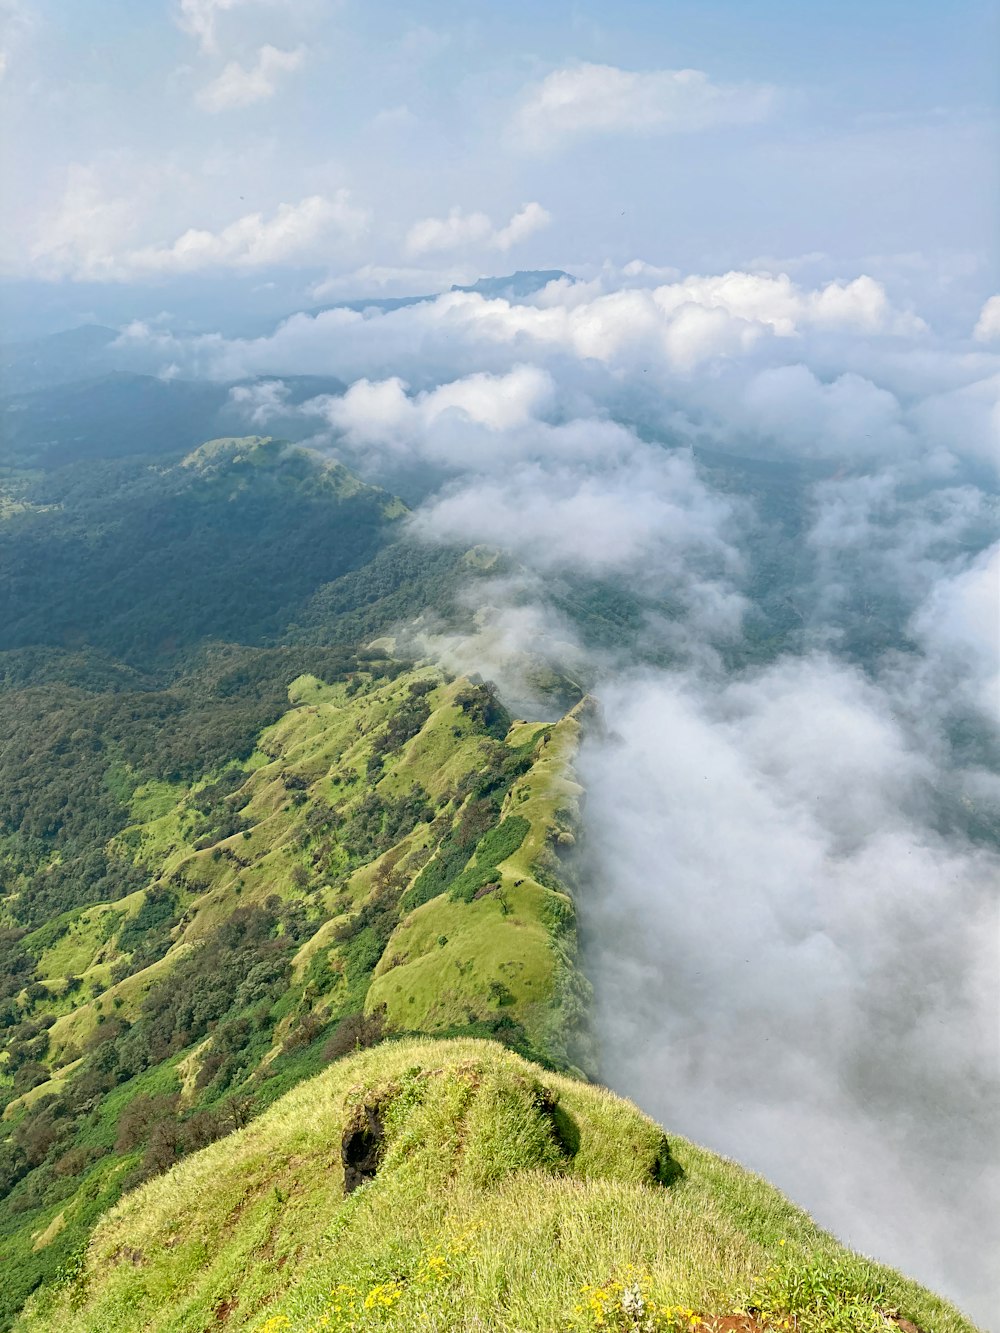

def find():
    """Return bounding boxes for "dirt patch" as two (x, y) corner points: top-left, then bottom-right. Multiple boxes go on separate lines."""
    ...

(341, 1102), (384, 1194)
(212, 1296), (237, 1323)
(109, 1245), (146, 1267)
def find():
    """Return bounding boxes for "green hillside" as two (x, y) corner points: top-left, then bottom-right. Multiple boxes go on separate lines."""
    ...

(0, 664), (591, 1325)
(17, 1038), (977, 1333)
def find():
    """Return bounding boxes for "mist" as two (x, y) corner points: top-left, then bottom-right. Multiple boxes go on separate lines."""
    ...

(576, 653), (999, 1325)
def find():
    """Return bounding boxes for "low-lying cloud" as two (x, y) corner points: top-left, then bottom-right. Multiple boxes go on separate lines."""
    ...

(576, 641), (999, 1324)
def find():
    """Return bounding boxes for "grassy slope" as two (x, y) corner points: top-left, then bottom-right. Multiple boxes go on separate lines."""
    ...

(0, 668), (591, 1322)
(17, 1038), (979, 1333)
(12, 670), (587, 1078)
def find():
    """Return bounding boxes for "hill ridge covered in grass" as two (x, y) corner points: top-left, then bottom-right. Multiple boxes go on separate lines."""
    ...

(16, 1038), (980, 1333)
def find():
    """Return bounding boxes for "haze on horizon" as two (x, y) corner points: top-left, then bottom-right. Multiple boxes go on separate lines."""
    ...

(1, 0), (998, 1327)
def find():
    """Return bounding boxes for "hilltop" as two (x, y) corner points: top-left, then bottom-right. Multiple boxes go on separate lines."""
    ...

(17, 1038), (979, 1333)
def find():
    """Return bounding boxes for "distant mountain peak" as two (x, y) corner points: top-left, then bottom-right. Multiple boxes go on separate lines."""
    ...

(450, 270), (574, 299)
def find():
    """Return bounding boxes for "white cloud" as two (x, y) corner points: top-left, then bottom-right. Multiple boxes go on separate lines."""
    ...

(29, 163), (150, 283)
(197, 43), (304, 111)
(176, 0), (291, 54)
(128, 193), (367, 273)
(404, 208), (492, 257)
(513, 62), (775, 150)
(492, 201), (552, 253)
(908, 542), (1000, 724)
(738, 364), (911, 459)
(31, 179), (368, 281)
(311, 365), (555, 452)
(228, 378), (290, 425)
(404, 202), (551, 257)
(973, 293), (1000, 341)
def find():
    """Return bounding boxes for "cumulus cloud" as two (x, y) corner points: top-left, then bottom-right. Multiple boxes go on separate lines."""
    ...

(411, 449), (744, 600)
(197, 43), (304, 110)
(34, 186), (368, 281)
(128, 194), (367, 273)
(492, 201), (552, 252)
(513, 62), (776, 150)
(29, 163), (152, 283)
(404, 201), (551, 257)
(307, 365), (555, 451)
(974, 293), (1000, 341)
(130, 267), (934, 389)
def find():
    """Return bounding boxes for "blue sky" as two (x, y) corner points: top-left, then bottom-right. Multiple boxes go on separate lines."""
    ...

(1, 0), (997, 333)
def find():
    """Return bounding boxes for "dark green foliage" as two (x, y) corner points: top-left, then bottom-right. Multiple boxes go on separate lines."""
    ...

(0, 437), (549, 1329)
(0, 929), (35, 1006)
(366, 688), (432, 778)
(401, 740), (534, 913)
(289, 541), (468, 647)
(0, 372), (231, 466)
(453, 680), (511, 740)
(448, 817), (530, 904)
(336, 786), (433, 862)
(111, 888), (179, 978)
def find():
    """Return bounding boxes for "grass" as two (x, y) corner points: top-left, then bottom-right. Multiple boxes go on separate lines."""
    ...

(17, 1038), (980, 1333)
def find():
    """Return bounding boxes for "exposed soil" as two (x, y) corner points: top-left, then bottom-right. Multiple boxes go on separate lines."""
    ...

(341, 1102), (384, 1194)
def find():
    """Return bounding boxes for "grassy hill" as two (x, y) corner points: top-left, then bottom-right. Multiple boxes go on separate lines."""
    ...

(16, 1037), (978, 1333)
(0, 664), (591, 1325)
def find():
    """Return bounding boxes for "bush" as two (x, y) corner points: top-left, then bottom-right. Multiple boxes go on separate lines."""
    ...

(322, 1006), (386, 1063)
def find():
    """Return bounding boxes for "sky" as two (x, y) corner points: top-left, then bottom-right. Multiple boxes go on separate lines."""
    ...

(1, 0), (998, 334)
(2, 2), (999, 1326)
